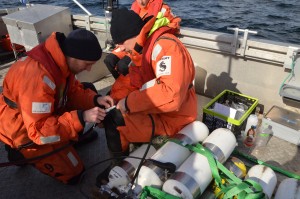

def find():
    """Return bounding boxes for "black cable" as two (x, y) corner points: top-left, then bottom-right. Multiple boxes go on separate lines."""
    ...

(0, 142), (73, 167)
(0, 125), (96, 167)
(82, 156), (146, 176)
(79, 114), (156, 198)
(130, 114), (155, 187)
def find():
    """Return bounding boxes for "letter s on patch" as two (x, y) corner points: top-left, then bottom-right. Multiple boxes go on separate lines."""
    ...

(156, 56), (171, 77)
(32, 102), (52, 113)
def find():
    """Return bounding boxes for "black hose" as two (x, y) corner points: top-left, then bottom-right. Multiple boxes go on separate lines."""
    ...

(0, 125), (96, 167)
(0, 142), (73, 167)
(129, 114), (155, 187)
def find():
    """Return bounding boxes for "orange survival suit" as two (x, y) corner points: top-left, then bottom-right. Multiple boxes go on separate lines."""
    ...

(131, 0), (181, 30)
(112, 27), (197, 151)
(108, 0), (181, 101)
(0, 33), (97, 184)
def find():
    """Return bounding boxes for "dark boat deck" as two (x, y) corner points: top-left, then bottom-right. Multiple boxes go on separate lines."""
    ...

(0, 127), (112, 199)
(236, 134), (300, 189)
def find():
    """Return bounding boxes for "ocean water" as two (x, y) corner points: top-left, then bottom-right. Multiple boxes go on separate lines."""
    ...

(1, 0), (300, 45)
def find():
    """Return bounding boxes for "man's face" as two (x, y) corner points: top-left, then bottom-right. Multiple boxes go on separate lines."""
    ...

(136, 0), (150, 8)
(117, 37), (137, 55)
(67, 57), (97, 74)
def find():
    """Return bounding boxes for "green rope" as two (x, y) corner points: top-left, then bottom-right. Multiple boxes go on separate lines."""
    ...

(140, 139), (269, 199)
(170, 140), (266, 199)
(187, 143), (265, 199)
(279, 55), (296, 94)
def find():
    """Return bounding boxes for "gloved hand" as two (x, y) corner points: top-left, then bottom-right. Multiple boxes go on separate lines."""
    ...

(116, 55), (131, 76)
(104, 53), (121, 79)
(133, 15), (156, 54)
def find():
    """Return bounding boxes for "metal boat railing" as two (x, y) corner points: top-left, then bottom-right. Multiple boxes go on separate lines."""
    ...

(1, 5), (300, 110)
(72, 14), (299, 67)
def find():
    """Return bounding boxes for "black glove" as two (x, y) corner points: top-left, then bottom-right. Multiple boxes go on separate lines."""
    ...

(104, 53), (120, 79)
(116, 55), (131, 76)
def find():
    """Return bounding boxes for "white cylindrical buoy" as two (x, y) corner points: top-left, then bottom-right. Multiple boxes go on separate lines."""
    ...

(245, 165), (277, 199)
(107, 144), (156, 188)
(123, 144), (157, 174)
(163, 152), (211, 199)
(172, 121), (210, 145)
(163, 128), (236, 199)
(203, 128), (237, 163)
(274, 178), (300, 199)
(135, 121), (209, 192)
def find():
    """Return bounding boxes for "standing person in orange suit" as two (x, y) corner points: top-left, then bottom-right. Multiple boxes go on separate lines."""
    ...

(0, 29), (114, 184)
(97, 8), (197, 184)
(105, 0), (181, 102)
(131, 0), (181, 31)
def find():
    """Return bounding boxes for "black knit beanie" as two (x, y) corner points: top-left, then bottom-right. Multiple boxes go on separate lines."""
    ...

(110, 8), (144, 44)
(62, 29), (102, 61)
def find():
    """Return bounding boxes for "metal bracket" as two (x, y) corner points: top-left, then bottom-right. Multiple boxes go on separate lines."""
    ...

(283, 46), (299, 69)
(228, 27), (239, 55)
(85, 15), (91, 31)
(227, 28), (257, 56)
